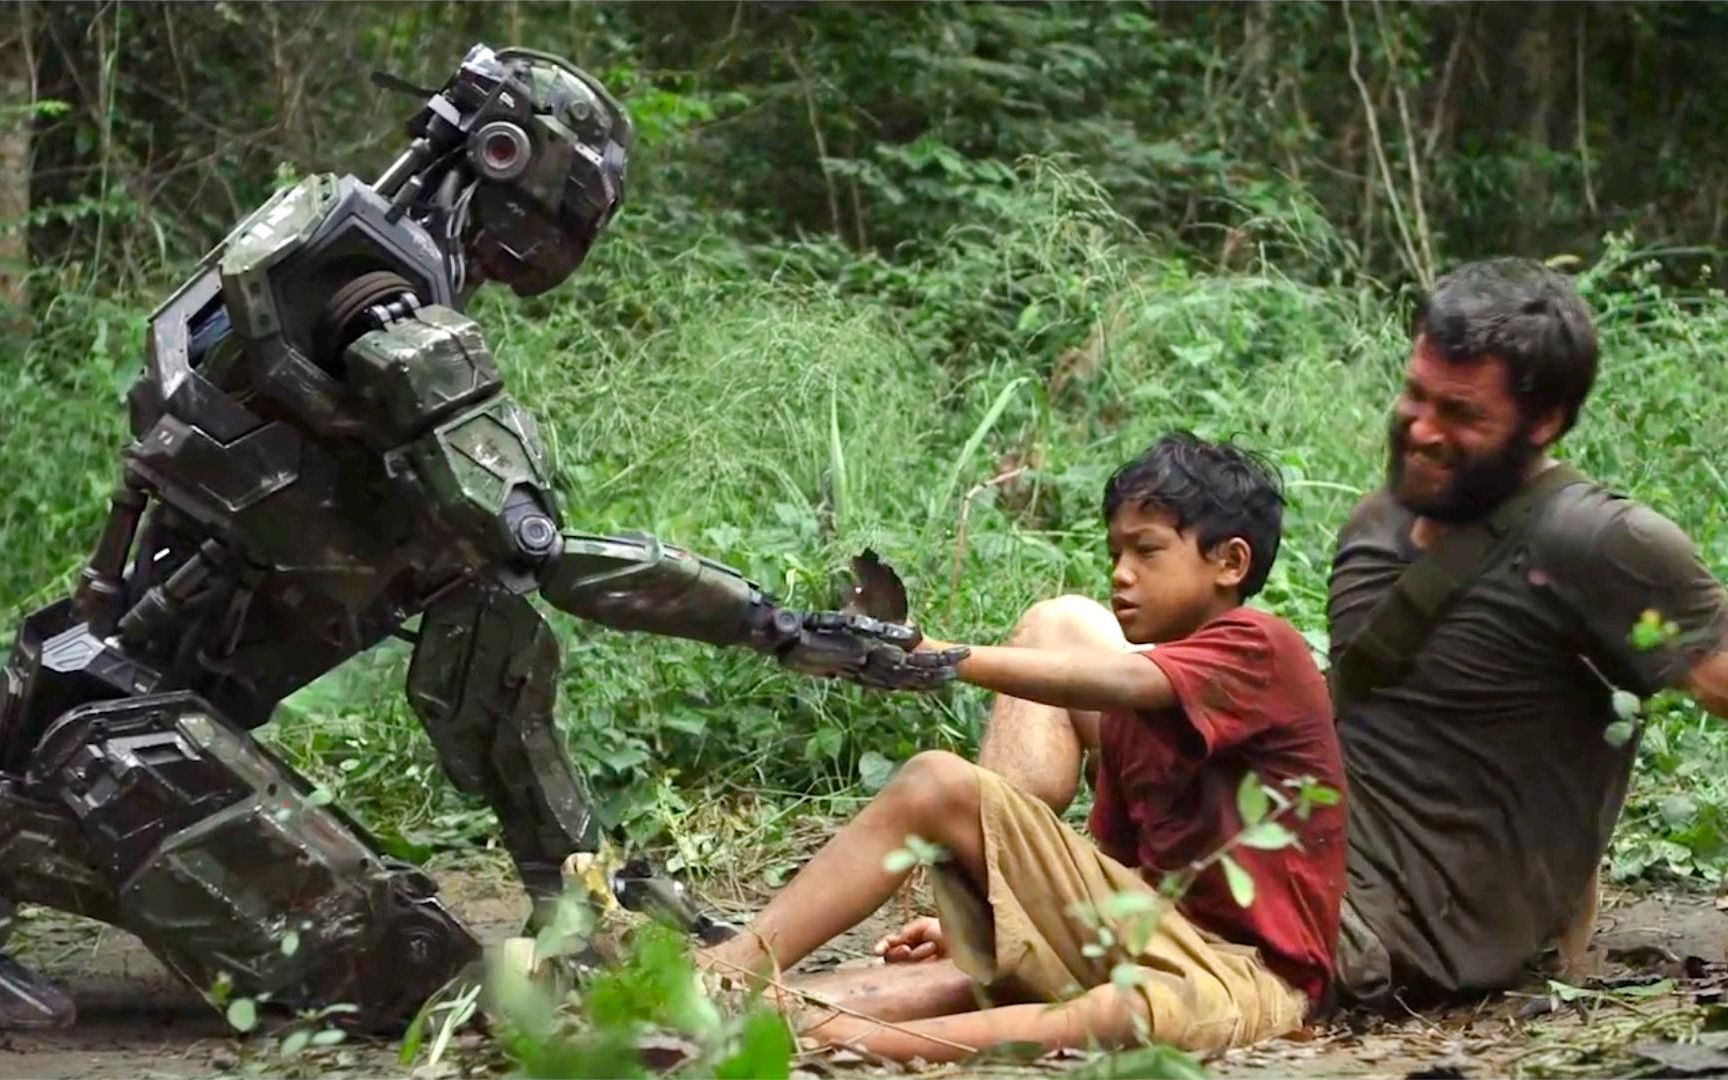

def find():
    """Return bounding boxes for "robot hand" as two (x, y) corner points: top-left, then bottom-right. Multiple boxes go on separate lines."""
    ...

(756, 609), (968, 691)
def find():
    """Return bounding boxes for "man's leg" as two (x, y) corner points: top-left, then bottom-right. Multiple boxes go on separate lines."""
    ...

(700, 751), (987, 979)
(977, 595), (1128, 812)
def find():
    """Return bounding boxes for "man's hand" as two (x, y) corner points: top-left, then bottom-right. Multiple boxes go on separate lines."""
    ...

(1688, 648), (1728, 720)
(873, 916), (947, 963)
(768, 610), (968, 691)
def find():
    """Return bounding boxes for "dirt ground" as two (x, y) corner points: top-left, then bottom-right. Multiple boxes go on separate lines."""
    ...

(2, 870), (1725, 1080)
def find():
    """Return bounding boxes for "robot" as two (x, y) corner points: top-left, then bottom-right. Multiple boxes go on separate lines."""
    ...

(0, 45), (962, 1031)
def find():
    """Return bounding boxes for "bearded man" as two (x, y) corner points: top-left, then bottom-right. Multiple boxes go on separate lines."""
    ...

(1328, 257), (1728, 1006)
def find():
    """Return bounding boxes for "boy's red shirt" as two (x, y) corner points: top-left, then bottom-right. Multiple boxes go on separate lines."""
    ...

(1088, 606), (1346, 1006)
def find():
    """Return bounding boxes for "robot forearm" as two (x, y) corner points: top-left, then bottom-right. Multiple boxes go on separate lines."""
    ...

(539, 532), (799, 649)
(537, 532), (967, 690)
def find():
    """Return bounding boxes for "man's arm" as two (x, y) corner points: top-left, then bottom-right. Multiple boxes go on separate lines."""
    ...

(1542, 498), (1728, 711)
(922, 638), (1174, 715)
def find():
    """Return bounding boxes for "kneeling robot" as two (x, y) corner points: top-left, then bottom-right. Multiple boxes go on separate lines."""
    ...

(0, 45), (960, 1029)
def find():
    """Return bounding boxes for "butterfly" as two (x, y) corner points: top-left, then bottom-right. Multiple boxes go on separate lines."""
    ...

(838, 548), (909, 624)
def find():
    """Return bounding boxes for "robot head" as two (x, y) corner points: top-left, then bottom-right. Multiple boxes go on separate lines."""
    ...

(391, 45), (633, 297)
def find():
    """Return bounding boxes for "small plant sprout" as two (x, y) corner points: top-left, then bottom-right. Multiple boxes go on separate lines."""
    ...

(883, 833), (950, 874)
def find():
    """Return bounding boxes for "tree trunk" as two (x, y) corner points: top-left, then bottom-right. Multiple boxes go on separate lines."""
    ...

(1515, 2), (1561, 251)
(0, 0), (34, 323)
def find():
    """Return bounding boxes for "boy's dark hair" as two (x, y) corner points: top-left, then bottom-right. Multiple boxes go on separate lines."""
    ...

(1414, 257), (1599, 437)
(1101, 433), (1285, 599)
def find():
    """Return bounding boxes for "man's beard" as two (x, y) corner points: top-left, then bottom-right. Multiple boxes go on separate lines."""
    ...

(1386, 415), (1541, 522)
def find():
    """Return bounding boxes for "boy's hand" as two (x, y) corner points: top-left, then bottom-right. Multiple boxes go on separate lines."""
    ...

(872, 916), (946, 963)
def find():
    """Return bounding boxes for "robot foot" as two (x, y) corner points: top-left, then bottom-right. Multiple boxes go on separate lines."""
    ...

(610, 858), (740, 946)
(0, 953), (75, 1029)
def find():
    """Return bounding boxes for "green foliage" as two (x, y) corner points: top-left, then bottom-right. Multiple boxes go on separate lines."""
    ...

(1611, 692), (1728, 883)
(1073, 1044), (1209, 1080)
(483, 920), (791, 1079)
(29, 3), (1728, 298)
(882, 833), (948, 875)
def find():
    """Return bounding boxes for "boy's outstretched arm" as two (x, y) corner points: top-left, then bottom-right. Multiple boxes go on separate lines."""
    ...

(921, 637), (1175, 716)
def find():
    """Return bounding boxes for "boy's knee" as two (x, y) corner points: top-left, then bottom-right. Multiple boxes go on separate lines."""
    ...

(884, 750), (981, 827)
(1010, 595), (1121, 649)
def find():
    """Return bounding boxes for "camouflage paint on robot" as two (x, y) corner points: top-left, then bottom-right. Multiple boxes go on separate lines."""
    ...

(0, 44), (964, 1032)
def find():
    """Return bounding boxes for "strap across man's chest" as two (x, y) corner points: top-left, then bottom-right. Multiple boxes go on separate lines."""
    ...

(1329, 463), (1589, 715)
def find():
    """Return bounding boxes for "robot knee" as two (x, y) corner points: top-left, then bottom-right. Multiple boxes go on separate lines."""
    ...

(29, 692), (478, 1029)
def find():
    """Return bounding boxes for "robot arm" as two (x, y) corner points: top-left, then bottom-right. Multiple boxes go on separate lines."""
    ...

(541, 531), (964, 690)
(344, 305), (962, 690)
(540, 531), (780, 647)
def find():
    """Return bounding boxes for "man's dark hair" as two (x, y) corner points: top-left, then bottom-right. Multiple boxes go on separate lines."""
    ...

(1414, 258), (1599, 436)
(1101, 433), (1285, 599)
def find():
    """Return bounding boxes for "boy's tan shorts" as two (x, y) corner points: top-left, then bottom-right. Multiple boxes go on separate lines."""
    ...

(929, 764), (1310, 1053)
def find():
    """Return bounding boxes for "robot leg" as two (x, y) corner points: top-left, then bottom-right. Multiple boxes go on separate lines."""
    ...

(406, 581), (600, 911)
(28, 692), (479, 1030)
(0, 781), (98, 1028)
(0, 602), (124, 1028)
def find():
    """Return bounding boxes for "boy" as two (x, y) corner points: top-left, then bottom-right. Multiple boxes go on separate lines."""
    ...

(700, 433), (1345, 1060)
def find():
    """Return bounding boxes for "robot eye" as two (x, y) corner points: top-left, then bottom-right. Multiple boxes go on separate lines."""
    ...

(471, 121), (532, 181)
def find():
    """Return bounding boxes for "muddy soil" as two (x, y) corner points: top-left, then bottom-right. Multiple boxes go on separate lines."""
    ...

(1, 874), (1723, 1080)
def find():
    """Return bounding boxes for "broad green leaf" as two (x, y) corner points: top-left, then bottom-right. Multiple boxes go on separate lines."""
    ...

(1547, 979), (1587, 1002)
(1611, 689), (1643, 721)
(226, 997), (258, 1033)
(280, 929), (300, 957)
(858, 750), (895, 792)
(1660, 794), (1698, 828)
(1613, 978), (1677, 998)
(1221, 854), (1255, 908)
(281, 1029), (311, 1057)
(883, 848), (918, 874)
(1236, 772), (1269, 826)
(310, 1027), (346, 1047)
(905, 834), (949, 864)
(1297, 778), (1341, 807)
(1100, 889), (1161, 921)
(1604, 720), (1637, 748)
(1238, 821), (1298, 851)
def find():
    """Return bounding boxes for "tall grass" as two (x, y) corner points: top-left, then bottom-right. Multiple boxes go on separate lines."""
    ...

(4, 167), (1725, 877)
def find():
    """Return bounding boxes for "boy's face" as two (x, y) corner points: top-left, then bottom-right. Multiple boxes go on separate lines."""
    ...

(1106, 503), (1244, 644)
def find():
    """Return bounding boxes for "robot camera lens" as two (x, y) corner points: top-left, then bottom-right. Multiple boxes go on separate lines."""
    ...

(485, 133), (517, 167)
(471, 121), (532, 181)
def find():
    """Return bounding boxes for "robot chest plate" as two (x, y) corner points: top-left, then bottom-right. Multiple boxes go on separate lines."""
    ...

(130, 411), (411, 605)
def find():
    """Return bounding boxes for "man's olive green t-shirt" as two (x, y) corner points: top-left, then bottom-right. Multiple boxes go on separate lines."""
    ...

(1329, 475), (1728, 997)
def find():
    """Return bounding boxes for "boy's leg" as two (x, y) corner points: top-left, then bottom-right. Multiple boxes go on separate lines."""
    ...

(700, 751), (988, 979)
(788, 961), (983, 1024)
(978, 595), (1128, 812)
(798, 979), (1150, 1064)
